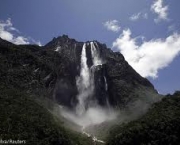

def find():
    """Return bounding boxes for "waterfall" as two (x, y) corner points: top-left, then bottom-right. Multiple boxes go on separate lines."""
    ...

(104, 76), (108, 91)
(104, 75), (111, 108)
(91, 41), (111, 108)
(90, 42), (102, 66)
(59, 42), (117, 139)
(76, 43), (92, 115)
(76, 42), (102, 115)
(76, 42), (111, 115)
(78, 43), (90, 88)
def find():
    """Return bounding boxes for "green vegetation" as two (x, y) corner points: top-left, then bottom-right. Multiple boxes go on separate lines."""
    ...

(0, 85), (95, 145)
(107, 92), (180, 145)
(1, 39), (180, 145)
(0, 42), (95, 145)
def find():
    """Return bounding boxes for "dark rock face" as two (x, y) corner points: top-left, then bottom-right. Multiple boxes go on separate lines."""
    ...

(54, 78), (78, 107)
(92, 64), (109, 106)
(44, 35), (157, 108)
(0, 35), (158, 109)
(104, 51), (156, 107)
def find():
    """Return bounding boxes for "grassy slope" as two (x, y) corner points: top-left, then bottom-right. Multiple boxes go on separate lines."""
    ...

(107, 92), (180, 145)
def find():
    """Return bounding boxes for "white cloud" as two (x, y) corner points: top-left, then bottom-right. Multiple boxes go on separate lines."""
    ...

(168, 24), (176, 32)
(103, 20), (120, 32)
(151, 0), (168, 22)
(130, 13), (141, 21)
(113, 29), (180, 78)
(130, 12), (148, 21)
(0, 18), (41, 45)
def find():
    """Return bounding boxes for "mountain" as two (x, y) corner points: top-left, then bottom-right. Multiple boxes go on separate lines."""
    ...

(0, 37), (99, 145)
(0, 35), (159, 109)
(0, 35), (164, 144)
(44, 35), (159, 109)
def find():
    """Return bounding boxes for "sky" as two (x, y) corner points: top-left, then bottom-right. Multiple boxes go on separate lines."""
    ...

(0, 0), (180, 94)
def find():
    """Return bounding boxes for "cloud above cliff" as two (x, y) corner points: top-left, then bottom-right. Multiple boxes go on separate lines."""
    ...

(0, 18), (41, 45)
(103, 20), (121, 32)
(129, 12), (148, 21)
(113, 29), (180, 78)
(151, 0), (168, 22)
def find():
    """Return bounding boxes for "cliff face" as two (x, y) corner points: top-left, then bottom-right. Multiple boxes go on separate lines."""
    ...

(45, 35), (157, 108)
(0, 35), (158, 110)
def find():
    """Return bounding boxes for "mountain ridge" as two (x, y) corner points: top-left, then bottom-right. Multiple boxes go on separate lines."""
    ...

(43, 35), (158, 108)
(0, 35), (158, 109)
(2, 36), (178, 145)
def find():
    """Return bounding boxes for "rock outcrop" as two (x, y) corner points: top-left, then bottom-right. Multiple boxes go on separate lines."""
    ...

(44, 35), (158, 108)
(0, 35), (158, 110)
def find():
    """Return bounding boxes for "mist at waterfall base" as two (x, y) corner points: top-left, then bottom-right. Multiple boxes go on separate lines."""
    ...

(51, 41), (160, 131)
(57, 42), (117, 127)
(60, 105), (116, 127)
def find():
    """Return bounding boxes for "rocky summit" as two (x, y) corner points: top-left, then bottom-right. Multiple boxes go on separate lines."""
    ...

(0, 35), (158, 110)
(45, 35), (158, 109)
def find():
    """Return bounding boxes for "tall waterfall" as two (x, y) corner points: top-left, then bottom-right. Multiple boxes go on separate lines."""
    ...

(76, 42), (110, 116)
(91, 42), (110, 107)
(104, 76), (108, 91)
(60, 42), (116, 128)
(78, 43), (90, 89)
(90, 42), (102, 66)
(76, 43), (93, 115)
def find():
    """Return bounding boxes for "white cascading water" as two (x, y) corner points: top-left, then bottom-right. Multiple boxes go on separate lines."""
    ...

(76, 43), (92, 115)
(91, 41), (110, 108)
(90, 42), (102, 65)
(76, 42), (103, 116)
(76, 41), (113, 116)
(104, 76), (108, 91)
(59, 42), (116, 144)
